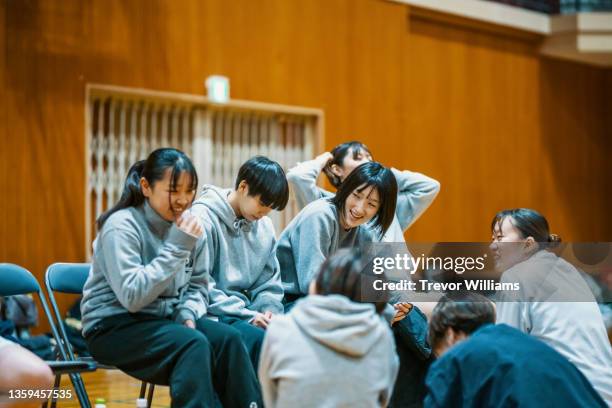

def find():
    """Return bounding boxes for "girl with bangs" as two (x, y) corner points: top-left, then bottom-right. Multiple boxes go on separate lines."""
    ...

(81, 148), (262, 408)
(287, 141), (440, 243)
(277, 160), (434, 407)
(276, 161), (398, 306)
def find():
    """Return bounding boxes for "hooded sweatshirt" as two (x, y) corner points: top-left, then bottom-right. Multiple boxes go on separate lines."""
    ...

(286, 159), (440, 242)
(81, 201), (207, 336)
(275, 198), (377, 296)
(496, 250), (612, 405)
(259, 294), (399, 408)
(189, 185), (284, 320)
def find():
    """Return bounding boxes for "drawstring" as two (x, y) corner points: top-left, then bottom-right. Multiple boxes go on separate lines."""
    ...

(233, 218), (252, 232)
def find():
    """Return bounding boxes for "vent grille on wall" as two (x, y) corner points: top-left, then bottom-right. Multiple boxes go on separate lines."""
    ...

(85, 84), (323, 256)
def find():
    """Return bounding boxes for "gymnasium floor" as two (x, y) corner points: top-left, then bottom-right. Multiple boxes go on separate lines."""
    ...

(59, 371), (171, 408)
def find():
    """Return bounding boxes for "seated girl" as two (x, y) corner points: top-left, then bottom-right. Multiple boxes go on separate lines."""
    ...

(80, 148), (261, 408)
(189, 156), (289, 368)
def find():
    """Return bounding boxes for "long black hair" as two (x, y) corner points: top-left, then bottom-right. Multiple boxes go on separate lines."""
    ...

(235, 156), (289, 210)
(315, 248), (388, 314)
(331, 161), (397, 239)
(97, 148), (198, 229)
(323, 141), (372, 188)
(491, 208), (561, 249)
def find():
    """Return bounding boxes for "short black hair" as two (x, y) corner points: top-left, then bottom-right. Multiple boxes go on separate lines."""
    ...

(315, 248), (388, 314)
(428, 292), (495, 351)
(323, 141), (373, 188)
(235, 156), (289, 210)
(331, 161), (397, 239)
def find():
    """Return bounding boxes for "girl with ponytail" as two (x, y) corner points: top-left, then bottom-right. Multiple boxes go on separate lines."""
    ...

(490, 208), (612, 404)
(81, 148), (262, 408)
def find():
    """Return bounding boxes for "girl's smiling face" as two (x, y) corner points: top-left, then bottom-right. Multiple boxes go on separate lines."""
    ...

(341, 184), (380, 229)
(489, 216), (535, 271)
(141, 169), (197, 222)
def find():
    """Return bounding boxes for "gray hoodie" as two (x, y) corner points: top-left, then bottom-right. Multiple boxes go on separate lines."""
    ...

(286, 159), (440, 242)
(189, 185), (284, 320)
(275, 198), (376, 296)
(259, 294), (399, 408)
(81, 201), (208, 336)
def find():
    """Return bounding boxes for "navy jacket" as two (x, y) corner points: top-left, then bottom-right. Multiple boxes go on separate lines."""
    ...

(425, 324), (606, 408)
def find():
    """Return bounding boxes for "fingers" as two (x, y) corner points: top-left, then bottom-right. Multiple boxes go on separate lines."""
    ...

(252, 314), (270, 329)
(394, 302), (413, 314)
(177, 212), (203, 238)
(391, 302), (413, 326)
(264, 311), (273, 320)
(317, 152), (334, 168)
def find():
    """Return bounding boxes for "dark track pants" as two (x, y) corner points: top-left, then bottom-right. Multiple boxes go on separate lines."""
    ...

(219, 316), (265, 370)
(85, 313), (262, 408)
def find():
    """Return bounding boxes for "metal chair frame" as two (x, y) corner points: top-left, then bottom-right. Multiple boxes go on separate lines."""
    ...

(44, 262), (155, 408)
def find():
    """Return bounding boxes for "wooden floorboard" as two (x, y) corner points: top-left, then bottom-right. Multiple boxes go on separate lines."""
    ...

(1, 370), (172, 408)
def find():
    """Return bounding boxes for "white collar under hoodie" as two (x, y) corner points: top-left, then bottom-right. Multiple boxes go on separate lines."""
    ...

(259, 294), (399, 408)
(190, 185), (284, 320)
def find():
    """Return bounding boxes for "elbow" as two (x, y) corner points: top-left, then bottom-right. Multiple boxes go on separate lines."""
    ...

(124, 299), (144, 313)
(431, 179), (441, 195)
(286, 171), (300, 186)
(18, 362), (54, 390)
(118, 291), (146, 313)
(34, 365), (55, 389)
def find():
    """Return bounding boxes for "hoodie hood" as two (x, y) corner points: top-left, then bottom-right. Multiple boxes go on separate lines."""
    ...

(291, 294), (388, 357)
(199, 184), (252, 233)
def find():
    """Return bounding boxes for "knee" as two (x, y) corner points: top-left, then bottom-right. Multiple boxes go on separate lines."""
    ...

(28, 364), (54, 389)
(224, 325), (244, 344)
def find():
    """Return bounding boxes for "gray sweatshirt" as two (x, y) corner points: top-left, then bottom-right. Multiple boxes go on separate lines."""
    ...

(81, 201), (208, 336)
(259, 294), (399, 408)
(496, 250), (612, 404)
(286, 159), (440, 242)
(275, 198), (376, 296)
(189, 185), (284, 319)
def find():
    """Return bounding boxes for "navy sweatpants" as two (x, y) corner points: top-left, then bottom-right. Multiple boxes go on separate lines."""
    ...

(85, 313), (262, 408)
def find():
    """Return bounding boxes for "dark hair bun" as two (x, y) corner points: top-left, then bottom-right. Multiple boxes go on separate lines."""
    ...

(548, 233), (562, 249)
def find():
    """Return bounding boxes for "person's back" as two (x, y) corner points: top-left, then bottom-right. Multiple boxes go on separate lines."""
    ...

(261, 295), (398, 408)
(496, 252), (612, 403)
(490, 208), (612, 404)
(426, 324), (606, 408)
(259, 248), (399, 408)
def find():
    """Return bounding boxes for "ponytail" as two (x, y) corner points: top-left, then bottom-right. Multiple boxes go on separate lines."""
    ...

(96, 148), (198, 230)
(96, 160), (146, 230)
(547, 233), (562, 249)
(491, 208), (561, 250)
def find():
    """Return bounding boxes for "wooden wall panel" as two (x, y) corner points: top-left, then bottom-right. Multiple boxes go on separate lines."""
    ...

(1, 0), (610, 330)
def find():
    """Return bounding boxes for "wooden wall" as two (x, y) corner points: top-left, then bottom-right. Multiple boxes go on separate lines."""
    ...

(1, 0), (611, 330)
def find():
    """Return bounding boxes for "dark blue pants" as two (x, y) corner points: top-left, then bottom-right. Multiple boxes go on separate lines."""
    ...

(85, 313), (262, 408)
(389, 307), (433, 408)
(219, 316), (266, 370)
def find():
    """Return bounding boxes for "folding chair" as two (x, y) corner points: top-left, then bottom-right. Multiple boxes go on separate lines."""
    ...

(44, 263), (156, 408)
(0, 263), (93, 408)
